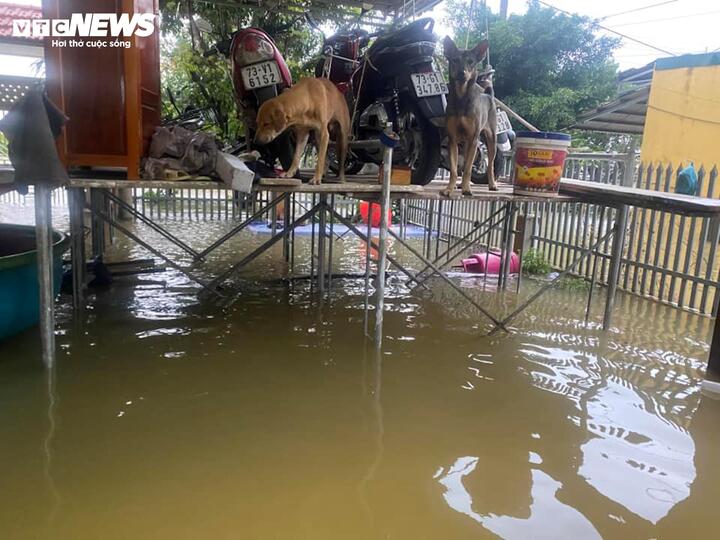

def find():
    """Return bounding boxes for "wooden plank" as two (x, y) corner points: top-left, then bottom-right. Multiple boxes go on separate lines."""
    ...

(66, 177), (577, 203)
(68, 173), (720, 216)
(259, 178), (303, 187)
(560, 178), (720, 217)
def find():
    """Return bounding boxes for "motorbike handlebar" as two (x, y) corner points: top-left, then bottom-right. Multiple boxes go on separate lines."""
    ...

(208, 38), (232, 58)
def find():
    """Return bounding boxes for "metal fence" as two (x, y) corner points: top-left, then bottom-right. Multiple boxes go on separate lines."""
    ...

(127, 187), (359, 222)
(0, 185), (67, 206)
(3, 153), (720, 316)
(407, 153), (720, 317)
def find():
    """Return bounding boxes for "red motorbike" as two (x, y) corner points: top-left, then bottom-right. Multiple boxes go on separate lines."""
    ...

(211, 28), (294, 168)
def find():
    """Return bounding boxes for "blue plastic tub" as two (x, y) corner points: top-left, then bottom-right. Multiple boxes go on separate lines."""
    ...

(0, 224), (68, 340)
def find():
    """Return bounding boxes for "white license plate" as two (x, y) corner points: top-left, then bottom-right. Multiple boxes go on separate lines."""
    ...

(241, 61), (281, 90)
(410, 72), (447, 98)
(496, 110), (512, 133)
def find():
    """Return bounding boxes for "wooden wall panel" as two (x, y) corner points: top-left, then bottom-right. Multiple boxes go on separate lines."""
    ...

(42, 0), (161, 178)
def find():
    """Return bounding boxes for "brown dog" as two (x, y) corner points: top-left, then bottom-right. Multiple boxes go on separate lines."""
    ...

(255, 78), (350, 185)
(442, 37), (498, 196)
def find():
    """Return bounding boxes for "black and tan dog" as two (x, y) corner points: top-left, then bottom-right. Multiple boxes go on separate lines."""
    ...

(442, 37), (498, 196)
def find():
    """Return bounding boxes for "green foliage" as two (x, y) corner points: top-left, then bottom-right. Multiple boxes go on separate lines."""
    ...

(522, 248), (551, 275)
(445, 0), (620, 133)
(161, 37), (242, 142)
(569, 132), (641, 153)
(558, 276), (590, 292)
(158, 1), (335, 144)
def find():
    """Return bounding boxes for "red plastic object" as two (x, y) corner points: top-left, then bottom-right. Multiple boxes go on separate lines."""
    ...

(359, 201), (391, 228)
(461, 251), (520, 274)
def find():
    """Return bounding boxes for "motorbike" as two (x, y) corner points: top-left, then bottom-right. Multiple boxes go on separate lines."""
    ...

(314, 18), (447, 185)
(208, 27), (295, 169)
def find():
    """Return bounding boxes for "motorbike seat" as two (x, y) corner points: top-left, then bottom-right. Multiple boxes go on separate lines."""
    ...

(367, 18), (436, 58)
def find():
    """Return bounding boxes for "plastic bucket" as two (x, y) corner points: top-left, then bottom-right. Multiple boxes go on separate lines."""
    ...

(513, 131), (571, 197)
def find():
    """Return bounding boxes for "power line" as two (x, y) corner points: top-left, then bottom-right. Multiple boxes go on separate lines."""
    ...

(611, 9), (720, 27)
(535, 0), (677, 57)
(597, 0), (677, 21)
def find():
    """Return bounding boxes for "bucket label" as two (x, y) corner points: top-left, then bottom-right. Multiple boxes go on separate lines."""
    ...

(513, 146), (567, 194)
(527, 149), (553, 160)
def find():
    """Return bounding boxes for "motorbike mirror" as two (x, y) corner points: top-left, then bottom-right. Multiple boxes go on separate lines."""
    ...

(193, 16), (214, 34)
(305, 12), (321, 30)
(215, 38), (232, 57)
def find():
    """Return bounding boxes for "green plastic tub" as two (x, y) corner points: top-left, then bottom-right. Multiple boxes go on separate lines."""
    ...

(0, 224), (68, 340)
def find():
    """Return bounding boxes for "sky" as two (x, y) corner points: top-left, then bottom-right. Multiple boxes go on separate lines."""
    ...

(429, 0), (720, 70)
(1, 0), (719, 76)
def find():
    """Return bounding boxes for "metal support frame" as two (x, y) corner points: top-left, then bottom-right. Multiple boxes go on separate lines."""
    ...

(489, 225), (617, 335)
(386, 227), (507, 331)
(195, 193), (286, 261)
(363, 208), (373, 337)
(60, 138), (644, 364)
(329, 209), (428, 289)
(83, 198), (224, 299)
(103, 189), (202, 260)
(602, 205), (628, 330)
(89, 188), (104, 258)
(34, 184), (55, 368)
(373, 144), (393, 346)
(499, 202), (517, 290)
(283, 193), (291, 262)
(585, 207), (606, 322)
(318, 194), (328, 294)
(68, 187), (86, 310)
(207, 203), (323, 295)
(407, 206), (506, 289)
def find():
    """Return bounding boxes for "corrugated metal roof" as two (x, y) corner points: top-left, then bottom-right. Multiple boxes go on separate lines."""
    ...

(0, 2), (42, 41)
(573, 84), (650, 135)
(656, 52), (720, 71)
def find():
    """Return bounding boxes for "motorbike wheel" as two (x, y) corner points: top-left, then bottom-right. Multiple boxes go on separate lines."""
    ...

(470, 143), (505, 185)
(247, 128), (295, 172)
(267, 131), (295, 171)
(397, 101), (441, 186)
(328, 148), (365, 176)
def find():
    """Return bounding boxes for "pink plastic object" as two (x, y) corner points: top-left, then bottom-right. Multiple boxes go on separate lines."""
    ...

(461, 251), (519, 274)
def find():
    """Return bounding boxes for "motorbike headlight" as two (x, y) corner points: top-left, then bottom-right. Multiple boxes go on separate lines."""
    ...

(235, 34), (276, 66)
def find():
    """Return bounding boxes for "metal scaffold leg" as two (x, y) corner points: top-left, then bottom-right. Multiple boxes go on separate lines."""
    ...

(34, 184), (55, 368)
(374, 142), (393, 348)
(499, 202), (516, 290)
(603, 205), (628, 331)
(318, 194), (327, 294)
(68, 187), (86, 311)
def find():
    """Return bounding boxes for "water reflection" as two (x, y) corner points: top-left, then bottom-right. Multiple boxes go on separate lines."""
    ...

(579, 380), (695, 524)
(43, 368), (61, 530)
(518, 300), (701, 526)
(437, 455), (601, 539)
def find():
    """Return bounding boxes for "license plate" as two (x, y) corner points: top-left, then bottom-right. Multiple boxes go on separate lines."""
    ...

(410, 72), (447, 98)
(496, 110), (512, 134)
(241, 61), (281, 90)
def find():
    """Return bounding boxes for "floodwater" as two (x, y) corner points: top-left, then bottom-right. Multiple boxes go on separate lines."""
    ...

(1, 200), (719, 539)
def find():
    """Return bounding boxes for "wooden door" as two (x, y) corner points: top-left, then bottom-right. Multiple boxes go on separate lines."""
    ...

(43, 0), (161, 178)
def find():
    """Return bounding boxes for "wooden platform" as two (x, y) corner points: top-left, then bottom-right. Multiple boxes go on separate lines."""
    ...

(60, 176), (720, 217)
(65, 176), (577, 204)
(559, 178), (720, 217)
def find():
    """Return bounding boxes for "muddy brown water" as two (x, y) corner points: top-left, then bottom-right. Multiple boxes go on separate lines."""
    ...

(1, 204), (719, 539)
